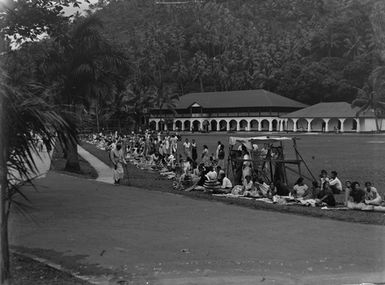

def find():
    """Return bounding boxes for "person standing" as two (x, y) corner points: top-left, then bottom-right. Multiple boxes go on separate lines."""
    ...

(191, 139), (198, 162)
(183, 138), (192, 159)
(164, 134), (170, 155)
(110, 143), (127, 185)
(217, 143), (225, 170)
(215, 141), (222, 160)
(201, 145), (210, 167)
(170, 135), (178, 154)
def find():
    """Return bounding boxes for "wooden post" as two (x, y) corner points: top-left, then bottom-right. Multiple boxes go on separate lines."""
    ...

(293, 138), (302, 177)
(280, 141), (288, 184)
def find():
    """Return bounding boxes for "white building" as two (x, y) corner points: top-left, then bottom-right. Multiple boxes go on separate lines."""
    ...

(149, 89), (307, 132)
(282, 102), (385, 133)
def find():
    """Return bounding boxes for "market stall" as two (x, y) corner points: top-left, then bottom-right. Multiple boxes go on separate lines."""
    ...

(227, 136), (315, 186)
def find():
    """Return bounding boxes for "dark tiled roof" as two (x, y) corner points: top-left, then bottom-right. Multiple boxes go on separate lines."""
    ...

(174, 89), (307, 109)
(281, 102), (375, 118)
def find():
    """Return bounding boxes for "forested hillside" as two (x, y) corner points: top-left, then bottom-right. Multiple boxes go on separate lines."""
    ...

(93, 0), (385, 104)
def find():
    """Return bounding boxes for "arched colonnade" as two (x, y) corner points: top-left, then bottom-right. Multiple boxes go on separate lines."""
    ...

(149, 117), (362, 132)
(149, 117), (285, 132)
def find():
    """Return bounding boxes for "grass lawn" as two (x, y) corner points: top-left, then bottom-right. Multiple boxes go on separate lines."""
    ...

(81, 138), (385, 226)
(51, 144), (98, 179)
(178, 132), (385, 195)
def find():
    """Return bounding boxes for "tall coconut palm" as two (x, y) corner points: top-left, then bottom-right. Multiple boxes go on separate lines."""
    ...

(352, 66), (385, 132)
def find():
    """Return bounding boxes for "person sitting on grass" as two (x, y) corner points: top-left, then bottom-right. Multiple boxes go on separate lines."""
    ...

(301, 180), (319, 199)
(346, 181), (366, 209)
(292, 177), (308, 198)
(329, 171), (342, 194)
(242, 175), (255, 196)
(273, 179), (291, 196)
(316, 181), (336, 207)
(255, 178), (271, 197)
(205, 166), (218, 181)
(364, 181), (383, 206)
(218, 170), (233, 193)
(343, 180), (353, 206)
(319, 169), (329, 190)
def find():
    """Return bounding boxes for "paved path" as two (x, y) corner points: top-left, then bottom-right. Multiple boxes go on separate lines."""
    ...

(78, 145), (113, 184)
(9, 166), (385, 285)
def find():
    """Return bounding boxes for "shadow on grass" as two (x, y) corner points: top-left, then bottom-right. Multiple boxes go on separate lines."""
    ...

(51, 144), (98, 180)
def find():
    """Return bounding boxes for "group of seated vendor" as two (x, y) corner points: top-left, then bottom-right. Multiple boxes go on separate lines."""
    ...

(174, 159), (234, 192)
(345, 180), (383, 207)
(231, 174), (292, 198)
(290, 176), (336, 207)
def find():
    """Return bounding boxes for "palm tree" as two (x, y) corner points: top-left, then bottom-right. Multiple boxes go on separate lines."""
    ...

(0, 70), (76, 283)
(352, 66), (385, 132)
(41, 16), (126, 172)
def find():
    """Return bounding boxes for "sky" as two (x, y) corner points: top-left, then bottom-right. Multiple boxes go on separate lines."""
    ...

(63, 0), (99, 16)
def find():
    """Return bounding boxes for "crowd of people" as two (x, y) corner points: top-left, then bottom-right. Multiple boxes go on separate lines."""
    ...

(84, 130), (384, 210)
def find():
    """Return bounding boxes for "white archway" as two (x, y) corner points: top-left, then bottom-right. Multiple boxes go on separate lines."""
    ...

(192, 120), (201, 132)
(271, 119), (278, 131)
(158, 120), (165, 131)
(239, 119), (248, 131)
(149, 121), (157, 131)
(175, 120), (182, 131)
(202, 120), (210, 132)
(311, 118), (324, 132)
(219, 120), (227, 131)
(328, 118), (339, 132)
(211, 120), (218, 131)
(344, 118), (356, 132)
(184, 120), (191, 131)
(229, 120), (237, 131)
(261, 119), (269, 131)
(297, 118), (308, 132)
(250, 120), (259, 131)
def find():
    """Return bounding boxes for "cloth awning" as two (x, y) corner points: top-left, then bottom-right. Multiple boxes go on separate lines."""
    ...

(228, 136), (293, 146)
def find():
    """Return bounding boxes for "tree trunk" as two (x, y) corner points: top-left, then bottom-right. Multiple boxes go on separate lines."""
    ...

(96, 109), (100, 133)
(375, 113), (381, 133)
(64, 137), (80, 172)
(0, 93), (11, 284)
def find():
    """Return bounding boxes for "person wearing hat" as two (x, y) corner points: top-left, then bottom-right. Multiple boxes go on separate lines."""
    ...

(110, 143), (127, 185)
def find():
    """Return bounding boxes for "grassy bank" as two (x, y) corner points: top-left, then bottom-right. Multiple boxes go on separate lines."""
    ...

(11, 253), (90, 285)
(51, 144), (98, 179)
(81, 141), (385, 226)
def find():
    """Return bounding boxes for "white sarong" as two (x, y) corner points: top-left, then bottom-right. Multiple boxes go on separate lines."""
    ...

(113, 162), (124, 181)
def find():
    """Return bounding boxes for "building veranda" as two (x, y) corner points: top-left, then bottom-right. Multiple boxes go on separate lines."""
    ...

(150, 90), (385, 133)
(149, 89), (307, 132)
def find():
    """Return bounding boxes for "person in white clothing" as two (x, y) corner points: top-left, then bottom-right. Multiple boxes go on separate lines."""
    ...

(110, 143), (127, 185)
(364, 181), (383, 206)
(218, 170), (232, 191)
(215, 141), (222, 159)
(292, 177), (309, 198)
(329, 171), (342, 194)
